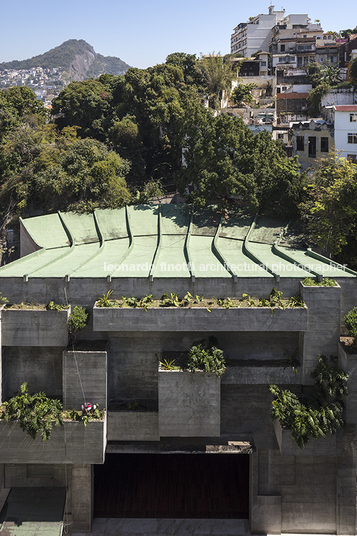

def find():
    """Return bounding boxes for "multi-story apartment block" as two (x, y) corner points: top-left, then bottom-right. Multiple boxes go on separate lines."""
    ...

(230, 5), (286, 57)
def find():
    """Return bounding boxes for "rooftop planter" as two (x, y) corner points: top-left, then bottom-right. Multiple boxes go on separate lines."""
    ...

(273, 418), (338, 456)
(158, 342), (225, 438)
(108, 400), (159, 442)
(0, 416), (107, 464)
(1, 304), (70, 347)
(93, 291), (307, 333)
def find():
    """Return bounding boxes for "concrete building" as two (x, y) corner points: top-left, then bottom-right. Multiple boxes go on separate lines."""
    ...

(0, 206), (357, 534)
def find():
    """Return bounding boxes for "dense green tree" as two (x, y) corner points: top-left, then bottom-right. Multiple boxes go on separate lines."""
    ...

(196, 54), (236, 109)
(51, 79), (112, 139)
(0, 86), (48, 141)
(231, 83), (256, 105)
(0, 125), (130, 224)
(350, 58), (357, 89)
(300, 150), (357, 256)
(175, 106), (305, 218)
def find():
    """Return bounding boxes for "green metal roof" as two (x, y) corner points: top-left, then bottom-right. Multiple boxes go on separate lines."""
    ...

(0, 205), (355, 281)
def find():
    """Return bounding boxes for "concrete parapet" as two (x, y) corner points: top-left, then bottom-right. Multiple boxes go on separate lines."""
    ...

(93, 305), (308, 332)
(223, 362), (301, 385)
(108, 410), (159, 441)
(0, 417), (107, 464)
(1, 308), (70, 347)
(158, 369), (220, 437)
(273, 418), (339, 456)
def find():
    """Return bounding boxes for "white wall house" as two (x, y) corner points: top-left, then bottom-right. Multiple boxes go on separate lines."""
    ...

(334, 105), (357, 163)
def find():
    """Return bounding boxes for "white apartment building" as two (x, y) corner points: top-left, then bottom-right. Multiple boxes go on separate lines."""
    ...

(334, 105), (357, 163)
(231, 6), (285, 57)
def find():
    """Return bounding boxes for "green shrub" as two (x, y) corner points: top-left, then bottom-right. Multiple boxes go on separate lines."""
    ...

(345, 307), (357, 340)
(270, 355), (348, 448)
(302, 277), (337, 287)
(0, 383), (63, 441)
(68, 306), (89, 342)
(185, 338), (226, 377)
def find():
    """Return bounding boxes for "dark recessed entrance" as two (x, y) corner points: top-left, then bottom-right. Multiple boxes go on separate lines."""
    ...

(94, 453), (249, 519)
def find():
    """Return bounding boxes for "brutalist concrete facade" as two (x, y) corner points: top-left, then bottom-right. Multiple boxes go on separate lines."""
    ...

(0, 205), (357, 533)
(0, 279), (356, 534)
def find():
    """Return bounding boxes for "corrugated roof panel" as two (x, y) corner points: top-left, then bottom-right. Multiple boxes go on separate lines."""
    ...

(21, 213), (70, 249)
(95, 207), (128, 240)
(189, 235), (230, 278)
(127, 205), (159, 237)
(160, 204), (191, 235)
(60, 212), (99, 245)
(217, 237), (273, 278)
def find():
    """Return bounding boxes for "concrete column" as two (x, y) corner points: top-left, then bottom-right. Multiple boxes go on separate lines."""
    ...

(300, 282), (341, 383)
(250, 451), (282, 534)
(63, 464), (93, 533)
(336, 425), (357, 535)
(0, 305), (3, 404)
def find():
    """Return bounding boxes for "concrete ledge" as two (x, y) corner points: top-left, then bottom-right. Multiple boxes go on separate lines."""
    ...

(273, 419), (338, 456)
(1, 308), (69, 347)
(93, 306), (308, 332)
(223, 362), (301, 385)
(158, 370), (220, 437)
(108, 410), (159, 441)
(0, 416), (107, 464)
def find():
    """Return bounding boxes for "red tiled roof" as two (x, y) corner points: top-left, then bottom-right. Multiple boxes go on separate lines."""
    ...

(276, 92), (309, 99)
(334, 106), (357, 112)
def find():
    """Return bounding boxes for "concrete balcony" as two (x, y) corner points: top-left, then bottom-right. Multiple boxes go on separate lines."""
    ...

(1, 307), (70, 347)
(158, 367), (220, 437)
(108, 401), (159, 441)
(93, 305), (308, 333)
(0, 415), (107, 464)
(273, 418), (338, 456)
(222, 359), (301, 385)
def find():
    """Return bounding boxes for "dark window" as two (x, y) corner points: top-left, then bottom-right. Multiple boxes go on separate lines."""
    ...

(350, 114), (357, 122)
(280, 44), (286, 52)
(321, 137), (329, 152)
(308, 136), (316, 157)
(348, 133), (357, 144)
(297, 136), (304, 151)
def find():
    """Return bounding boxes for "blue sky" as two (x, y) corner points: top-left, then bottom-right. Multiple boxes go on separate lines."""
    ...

(0, 0), (356, 69)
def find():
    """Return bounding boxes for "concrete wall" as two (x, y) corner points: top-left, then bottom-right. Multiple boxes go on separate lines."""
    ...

(1, 309), (69, 347)
(63, 350), (107, 410)
(2, 347), (62, 399)
(0, 419), (106, 464)
(0, 419), (106, 465)
(158, 370), (220, 437)
(300, 282), (341, 382)
(0, 276), (304, 308)
(108, 411), (159, 441)
(93, 306), (307, 333)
